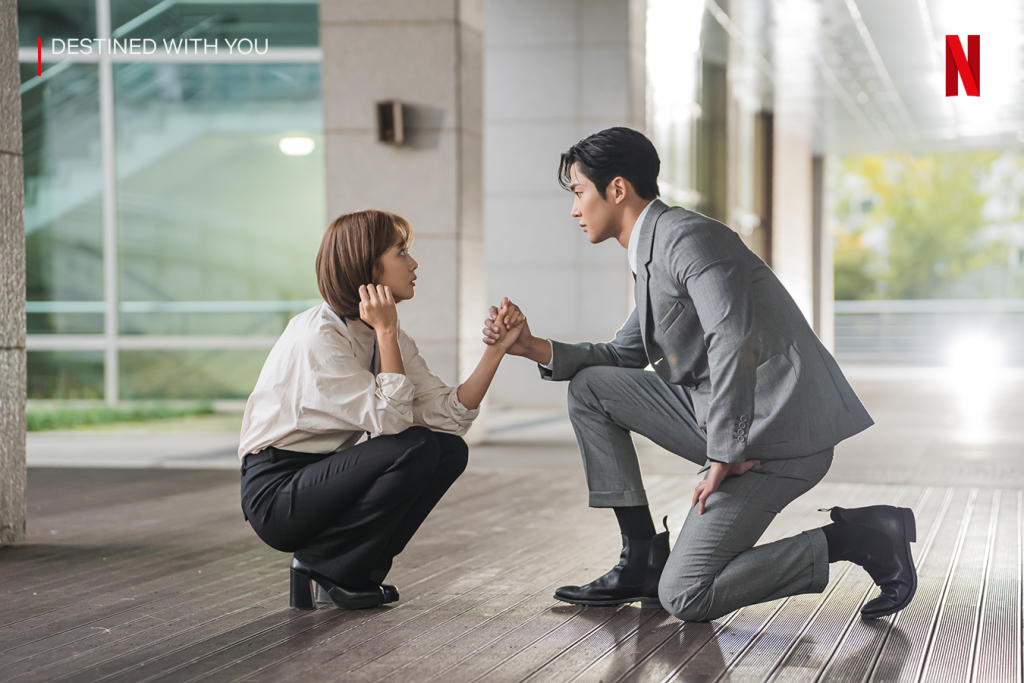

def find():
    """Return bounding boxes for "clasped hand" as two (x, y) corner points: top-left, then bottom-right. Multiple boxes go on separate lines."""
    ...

(482, 298), (532, 355)
(692, 460), (759, 514)
(484, 298), (527, 351)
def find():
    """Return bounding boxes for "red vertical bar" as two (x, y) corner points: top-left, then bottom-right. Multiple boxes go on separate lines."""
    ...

(946, 36), (957, 96)
(968, 34), (980, 96)
(946, 35), (980, 97)
(37, 38), (42, 76)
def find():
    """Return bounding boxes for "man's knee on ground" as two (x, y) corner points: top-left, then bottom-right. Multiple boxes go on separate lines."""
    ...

(658, 577), (715, 622)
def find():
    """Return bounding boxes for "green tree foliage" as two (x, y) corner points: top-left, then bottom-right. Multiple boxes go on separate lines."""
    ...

(833, 151), (1011, 300)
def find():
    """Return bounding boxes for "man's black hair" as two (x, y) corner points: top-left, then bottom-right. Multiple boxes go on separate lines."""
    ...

(558, 127), (661, 200)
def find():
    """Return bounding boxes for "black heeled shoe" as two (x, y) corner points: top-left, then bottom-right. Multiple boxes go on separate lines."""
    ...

(316, 581), (399, 605)
(290, 557), (386, 610)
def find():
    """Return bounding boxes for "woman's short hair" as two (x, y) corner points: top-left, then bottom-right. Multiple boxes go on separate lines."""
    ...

(316, 209), (412, 318)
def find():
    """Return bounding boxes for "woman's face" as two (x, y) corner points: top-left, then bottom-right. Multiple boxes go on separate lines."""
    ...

(376, 240), (418, 302)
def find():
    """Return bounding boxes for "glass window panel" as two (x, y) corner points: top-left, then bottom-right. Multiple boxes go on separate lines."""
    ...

(28, 351), (105, 399)
(21, 62), (105, 334)
(111, 1), (319, 48)
(120, 350), (270, 400)
(17, 0), (97, 48)
(646, 0), (704, 208)
(113, 63), (325, 336)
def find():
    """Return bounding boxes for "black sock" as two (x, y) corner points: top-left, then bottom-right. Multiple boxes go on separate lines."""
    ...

(822, 523), (846, 563)
(614, 506), (656, 542)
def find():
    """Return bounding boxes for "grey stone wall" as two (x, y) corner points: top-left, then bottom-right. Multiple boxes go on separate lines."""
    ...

(483, 0), (644, 408)
(0, 0), (27, 545)
(320, 0), (485, 439)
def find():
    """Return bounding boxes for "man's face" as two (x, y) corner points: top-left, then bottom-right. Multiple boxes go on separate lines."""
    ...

(570, 163), (618, 244)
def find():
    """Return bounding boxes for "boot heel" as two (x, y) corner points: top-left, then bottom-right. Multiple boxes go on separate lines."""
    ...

(639, 596), (663, 609)
(289, 568), (315, 610)
(902, 508), (917, 543)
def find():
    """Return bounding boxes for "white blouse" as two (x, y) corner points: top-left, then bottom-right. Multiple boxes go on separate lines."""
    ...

(238, 303), (479, 459)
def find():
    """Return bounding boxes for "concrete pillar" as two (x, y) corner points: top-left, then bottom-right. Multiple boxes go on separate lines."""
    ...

(0, 0), (27, 545)
(771, 112), (815, 324)
(484, 0), (645, 408)
(812, 154), (834, 349)
(770, 0), (830, 335)
(319, 1), (485, 435)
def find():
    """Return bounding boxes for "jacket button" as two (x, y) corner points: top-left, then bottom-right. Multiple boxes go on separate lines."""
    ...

(738, 435), (746, 443)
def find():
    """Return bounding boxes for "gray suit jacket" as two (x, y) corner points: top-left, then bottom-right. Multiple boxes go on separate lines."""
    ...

(541, 200), (873, 463)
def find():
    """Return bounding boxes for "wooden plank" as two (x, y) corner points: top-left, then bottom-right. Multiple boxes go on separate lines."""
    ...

(14, 475), (585, 683)
(190, 477), (686, 683)
(868, 488), (972, 682)
(575, 483), (872, 683)
(813, 486), (946, 683)
(919, 489), (997, 683)
(3, 465), (1022, 683)
(970, 490), (1021, 683)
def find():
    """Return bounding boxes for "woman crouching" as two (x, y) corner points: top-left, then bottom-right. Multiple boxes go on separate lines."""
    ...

(238, 209), (523, 609)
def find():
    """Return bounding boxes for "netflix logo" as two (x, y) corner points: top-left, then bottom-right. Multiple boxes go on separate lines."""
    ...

(946, 35), (980, 97)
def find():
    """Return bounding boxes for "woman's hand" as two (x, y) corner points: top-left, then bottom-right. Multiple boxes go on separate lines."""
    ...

(492, 303), (526, 352)
(483, 298), (534, 357)
(692, 460), (759, 514)
(457, 301), (526, 410)
(358, 284), (399, 335)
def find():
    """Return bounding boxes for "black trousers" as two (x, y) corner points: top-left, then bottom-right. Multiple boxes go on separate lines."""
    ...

(240, 426), (468, 588)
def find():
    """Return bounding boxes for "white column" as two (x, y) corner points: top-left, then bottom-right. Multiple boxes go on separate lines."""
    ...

(484, 0), (645, 408)
(770, 0), (823, 330)
(320, 0), (485, 438)
(771, 113), (815, 324)
(97, 0), (119, 404)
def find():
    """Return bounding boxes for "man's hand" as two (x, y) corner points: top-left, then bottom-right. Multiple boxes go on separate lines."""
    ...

(483, 298), (534, 357)
(491, 302), (526, 352)
(692, 460), (760, 515)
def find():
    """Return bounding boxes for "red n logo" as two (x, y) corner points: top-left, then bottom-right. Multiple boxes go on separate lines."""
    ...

(946, 35), (979, 97)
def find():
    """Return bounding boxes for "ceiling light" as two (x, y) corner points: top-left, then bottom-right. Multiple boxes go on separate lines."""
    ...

(279, 137), (315, 156)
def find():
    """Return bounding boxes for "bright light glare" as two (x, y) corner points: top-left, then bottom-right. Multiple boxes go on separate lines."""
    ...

(946, 333), (1004, 369)
(646, 0), (704, 129)
(946, 333), (1004, 444)
(279, 137), (315, 156)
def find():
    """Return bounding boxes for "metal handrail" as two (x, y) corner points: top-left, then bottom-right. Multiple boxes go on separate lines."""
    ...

(26, 300), (323, 314)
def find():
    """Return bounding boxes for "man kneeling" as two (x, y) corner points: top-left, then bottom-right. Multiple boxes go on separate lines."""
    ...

(485, 128), (917, 622)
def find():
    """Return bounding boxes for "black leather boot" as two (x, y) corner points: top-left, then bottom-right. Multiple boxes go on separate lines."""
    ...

(554, 529), (670, 608)
(826, 506), (917, 619)
(290, 557), (386, 610)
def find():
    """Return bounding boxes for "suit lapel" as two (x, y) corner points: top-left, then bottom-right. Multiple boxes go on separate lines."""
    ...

(635, 199), (669, 343)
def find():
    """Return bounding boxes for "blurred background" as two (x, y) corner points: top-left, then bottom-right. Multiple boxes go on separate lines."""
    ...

(13, 0), (1024, 437)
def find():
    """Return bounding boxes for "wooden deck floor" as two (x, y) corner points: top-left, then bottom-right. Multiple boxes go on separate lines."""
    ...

(2, 465), (1021, 683)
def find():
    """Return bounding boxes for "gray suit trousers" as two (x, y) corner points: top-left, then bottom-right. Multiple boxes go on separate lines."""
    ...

(567, 365), (832, 622)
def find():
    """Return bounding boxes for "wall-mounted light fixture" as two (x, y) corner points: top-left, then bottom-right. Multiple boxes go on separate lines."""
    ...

(279, 137), (315, 156)
(376, 100), (404, 145)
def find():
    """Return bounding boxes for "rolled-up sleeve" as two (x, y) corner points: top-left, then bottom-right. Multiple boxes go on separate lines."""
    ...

(402, 334), (480, 435)
(302, 353), (416, 437)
